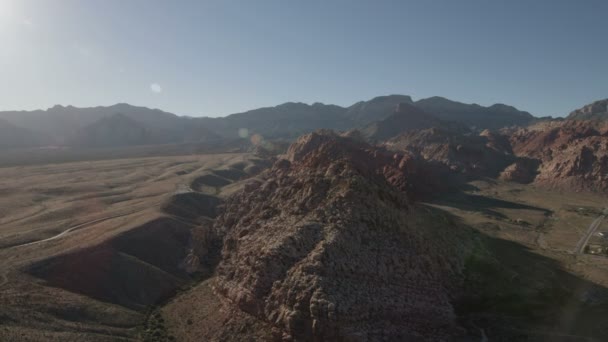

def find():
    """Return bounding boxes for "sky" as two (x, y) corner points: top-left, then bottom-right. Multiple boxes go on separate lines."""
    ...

(0, 0), (606, 118)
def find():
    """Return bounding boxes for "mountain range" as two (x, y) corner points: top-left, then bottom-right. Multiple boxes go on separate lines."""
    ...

(0, 95), (535, 149)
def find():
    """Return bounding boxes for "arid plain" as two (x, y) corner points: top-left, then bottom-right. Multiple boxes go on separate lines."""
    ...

(0, 152), (265, 341)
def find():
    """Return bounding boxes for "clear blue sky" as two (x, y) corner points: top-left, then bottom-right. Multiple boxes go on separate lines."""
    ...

(0, 0), (606, 117)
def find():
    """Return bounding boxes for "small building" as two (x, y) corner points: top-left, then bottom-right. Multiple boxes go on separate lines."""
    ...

(585, 244), (606, 255)
(596, 232), (608, 239)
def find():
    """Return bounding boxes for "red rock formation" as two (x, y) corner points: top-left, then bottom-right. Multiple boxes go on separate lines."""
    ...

(509, 121), (608, 192)
(499, 157), (540, 183)
(567, 98), (608, 120)
(212, 130), (470, 341)
(385, 127), (514, 180)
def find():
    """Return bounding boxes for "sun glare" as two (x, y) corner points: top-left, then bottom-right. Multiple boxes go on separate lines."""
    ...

(0, 1), (10, 16)
(0, 0), (13, 24)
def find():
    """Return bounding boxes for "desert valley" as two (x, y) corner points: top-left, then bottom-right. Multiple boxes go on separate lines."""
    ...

(0, 95), (607, 341)
(3, 1), (608, 340)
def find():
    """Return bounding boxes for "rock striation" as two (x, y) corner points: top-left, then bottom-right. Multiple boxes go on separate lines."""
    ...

(567, 98), (608, 121)
(384, 127), (515, 180)
(508, 120), (608, 192)
(211, 130), (470, 341)
(498, 157), (540, 184)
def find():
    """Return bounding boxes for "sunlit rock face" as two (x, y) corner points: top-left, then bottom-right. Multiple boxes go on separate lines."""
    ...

(385, 127), (515, 181)
(567, 98), (608, 120)
(212, 130), (470, 341)
(499, 157), (540, 184)
(509, 120), (608, 192)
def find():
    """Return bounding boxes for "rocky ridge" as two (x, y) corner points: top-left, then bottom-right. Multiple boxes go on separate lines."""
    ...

(384, 127), (515, 180)
(508, 120), (608, 192)
(211, 130), (472, 341)
(567, 98), (608, 120)
(360, 102), (466, 142)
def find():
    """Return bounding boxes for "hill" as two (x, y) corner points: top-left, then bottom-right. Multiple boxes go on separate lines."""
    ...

(196, 102), (352, 139)
(567, 98), (608, 120)
(509, 120), (608, 193)
(70, 113), (167, 147)
(0, 104), (183, 144)
(361, 102), (465, 141)
(0, 95), (538, 151)
(346, 94), (414, 124)
(212, 131), (473, 340)
(386, 127), (515, 180)
(414, 96), (534, 129)
(0, 118), (47, 149)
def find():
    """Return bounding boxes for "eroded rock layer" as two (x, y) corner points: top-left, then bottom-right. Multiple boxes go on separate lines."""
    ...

(385, 127), (514, 180)
(212, 131), (470, 341)
(509, 120), (608, 192)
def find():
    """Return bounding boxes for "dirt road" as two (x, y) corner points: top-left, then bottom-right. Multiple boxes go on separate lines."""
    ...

(574, 212), (606, 254)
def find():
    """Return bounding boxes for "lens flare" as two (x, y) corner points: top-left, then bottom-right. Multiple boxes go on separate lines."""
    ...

(250, 133), (263, 145)
(0, 1), (13, 23)
(238, 128), (249, 138)
(150, 83), (162, 93)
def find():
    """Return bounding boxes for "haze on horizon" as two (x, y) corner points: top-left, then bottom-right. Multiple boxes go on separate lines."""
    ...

(0, 0), (606, 118)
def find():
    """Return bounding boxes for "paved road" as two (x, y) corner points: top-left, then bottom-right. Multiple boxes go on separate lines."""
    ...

(9, 208), (149, 250)
(574, 211), (606, 255)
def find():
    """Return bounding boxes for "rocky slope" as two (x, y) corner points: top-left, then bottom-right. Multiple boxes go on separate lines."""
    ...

(70, 113), (161, 147)
(508, 120), (608, 192)
(567, 98), (608, 120)
(0, 118), (48, 149)
(346, 94), (415, 124)
(414, 97), (534, 129)
(198, 102), (353, 139)
(360, 102), (465, 142)
(385, 127), (515, 180)
(211, 130), (472, 341)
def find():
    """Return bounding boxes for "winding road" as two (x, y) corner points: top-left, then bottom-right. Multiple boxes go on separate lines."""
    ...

(11, 215), (125, 249)
(0, 180), (199, 290)
(574, 210), (606, 255)
(0, 205), (156, 289)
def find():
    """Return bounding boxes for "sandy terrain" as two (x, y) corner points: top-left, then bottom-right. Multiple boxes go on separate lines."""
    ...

(0, 153), (256, 341)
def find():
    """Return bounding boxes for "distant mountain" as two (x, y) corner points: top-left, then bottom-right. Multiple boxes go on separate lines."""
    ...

(386, 127), (515, 180)
(414, 97), (534, 129)
(343, 95), (534, 129)
(0, 104), (183, 144)
(360, 102), (463, 141)
(567, 99), (608, 120)
(346, 95), (414, 124)
(196, 102), (353, 139)
(197, 95), (533, 140)
(0, 95), (537, 149)
(70, 113), (160, 147)
(180, 119), (223, 143)
(0, 118), (47, 149)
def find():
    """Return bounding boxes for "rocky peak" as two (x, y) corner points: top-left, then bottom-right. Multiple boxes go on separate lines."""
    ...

(285, 130), (415, 192)
(568, 99), (608, 120)
(385, 127), (515, 180)
(212, 130), (471, 340)
(509, 120), (608, 192)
